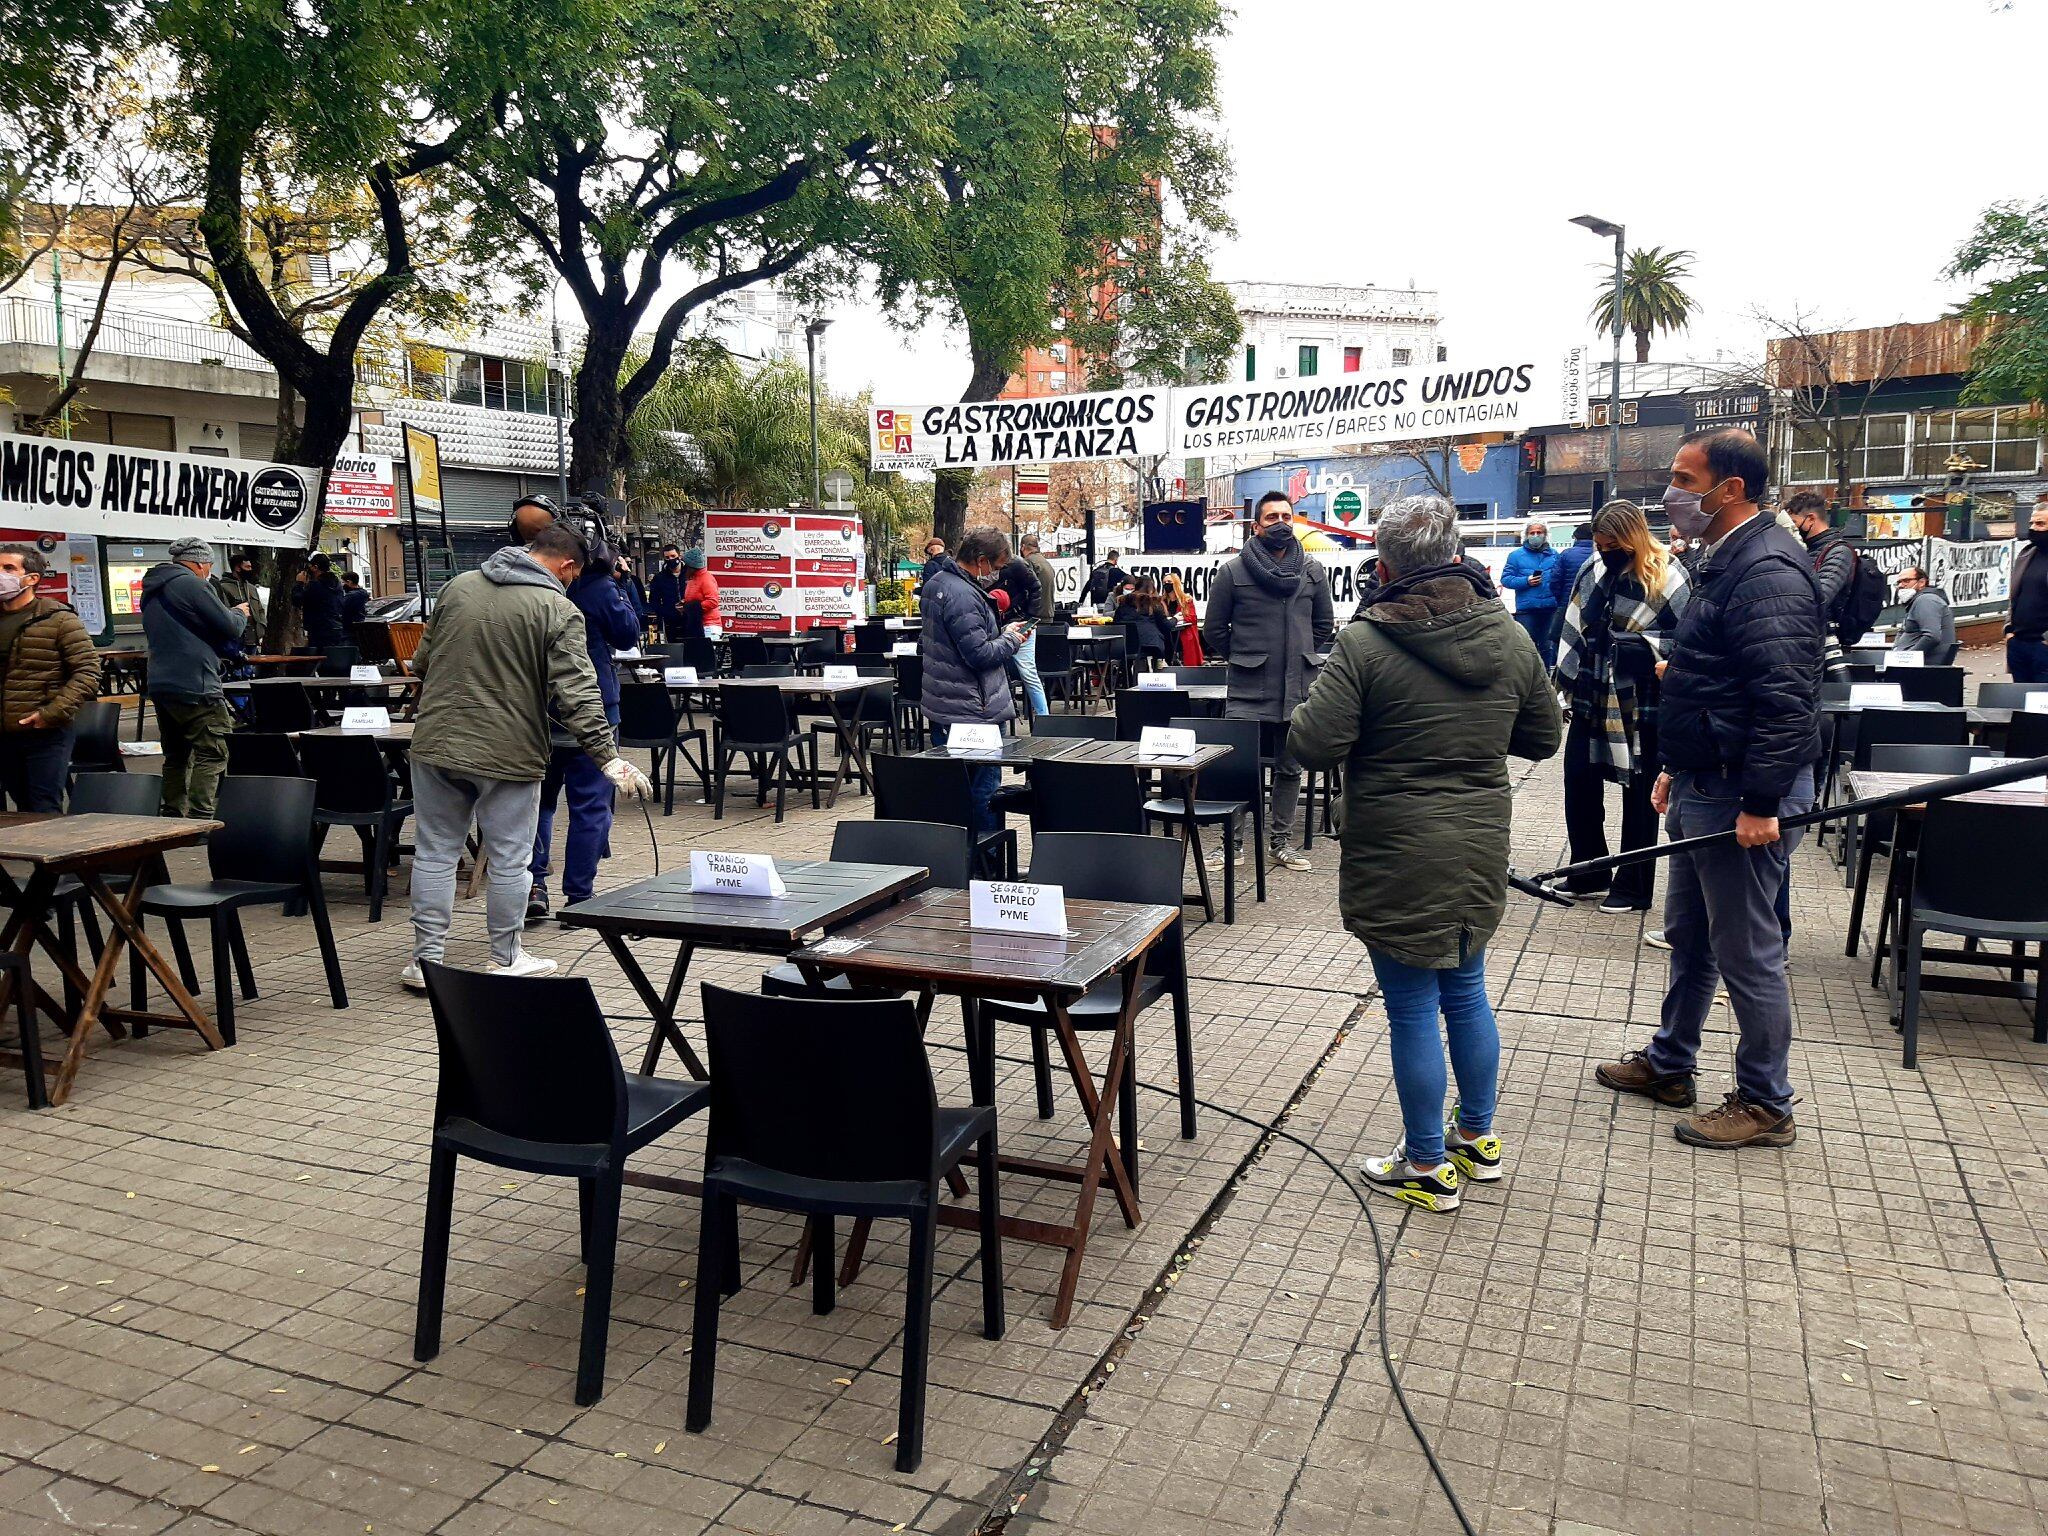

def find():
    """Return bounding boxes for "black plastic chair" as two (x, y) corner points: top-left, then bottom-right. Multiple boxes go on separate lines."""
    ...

(2009, 710), (2048, 760)
(299, 733), (413, 921)
(1847, 743), (1979, 964)
(1894, 801), (2048, 1068)
(737, 663), (794, 679)
(1035, 630), (1082, 712)
(680, 635), (721, 679)
(1145, 716), (1264, 922)
(760, 820), (972, 1001)
(1114, 688), (1189, 741)
(248, 684), (318, 734)
(871, 753), (1015, 877)
(133, 775), (347, 1042)
(618, 681), (709, 816)
(1978, 682), (2048, 710)
(686, 984), (1001, 1473)
(712, 684), (816, 823)
(226, 732), (304, 779)
(977, 831), (1197, 1161)
(68, 700), (124, 777)
(317, 644), (360, 676)
(727, 634), (769, 672)
(1892, 666), (1965, 707)
(809, 678), (897, 791)
(1026, 756), (1148, 835)
(1031, 713), (1115, 740)
(1838, 708), (1971, 880)
(892, 654), (926, 746)
(849, 622), (890, 655)
(798, 628), (841, 666)
(413, 963), (709, 1406)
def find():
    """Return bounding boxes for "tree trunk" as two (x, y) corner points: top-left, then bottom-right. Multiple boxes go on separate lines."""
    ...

(1633, 327), (1651, 364)
(931, 331), (1013, 549)
(570, 317), (632, 497)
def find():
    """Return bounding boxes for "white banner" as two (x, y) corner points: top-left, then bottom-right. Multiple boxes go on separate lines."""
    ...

(325, 452), (397, 523)
(869, 387), (1169, 472)
(1116, 545), (1514, 621)
(1169, 352), (1581, 459)
(1926, 537), (2013, 611)
(0, 430), (321, 548)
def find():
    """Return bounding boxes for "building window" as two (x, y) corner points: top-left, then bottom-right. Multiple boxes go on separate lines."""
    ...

(1391, 347), (1412, 367)
(1244, 344), (1256, 381)
(1297, 344), (1318, 378)
(1343, 346), (1361, 373)
(1050, 344), (1067, 363)
(1912, 406), (2041, 477)
(1049, 370), (1067, 391)
(1783, 412), (1910, 484)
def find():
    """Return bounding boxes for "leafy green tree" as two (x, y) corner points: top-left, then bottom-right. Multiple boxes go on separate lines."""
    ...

(916, 0), (1234, 547)
(1590, 246), (1697, 363)
(457, 4), (960, 496)
(1949, 198), (2048, 409)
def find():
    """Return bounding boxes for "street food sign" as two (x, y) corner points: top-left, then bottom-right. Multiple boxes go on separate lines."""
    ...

(0, 429), (320, 547)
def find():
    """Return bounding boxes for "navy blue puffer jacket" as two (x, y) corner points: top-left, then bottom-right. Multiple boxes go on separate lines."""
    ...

(1657, 512), (1823, 816)
(919, 556), (1018, 726)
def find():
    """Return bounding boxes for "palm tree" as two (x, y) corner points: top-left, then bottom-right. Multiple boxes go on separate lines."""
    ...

(1590, 246), (1697, 363)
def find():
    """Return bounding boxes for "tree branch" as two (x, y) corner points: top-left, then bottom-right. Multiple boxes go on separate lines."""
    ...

(619, 243), (811, 421)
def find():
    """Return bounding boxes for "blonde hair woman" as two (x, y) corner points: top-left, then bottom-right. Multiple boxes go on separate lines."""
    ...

(1551, 499), (1690, 913)
(1162, 572), (1203, 665)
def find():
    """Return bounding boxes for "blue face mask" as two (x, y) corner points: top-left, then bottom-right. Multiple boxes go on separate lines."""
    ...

(1524, 535), (1549, 552)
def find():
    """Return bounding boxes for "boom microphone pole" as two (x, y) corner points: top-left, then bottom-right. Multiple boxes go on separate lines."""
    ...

(1521, 753), (2048, 892)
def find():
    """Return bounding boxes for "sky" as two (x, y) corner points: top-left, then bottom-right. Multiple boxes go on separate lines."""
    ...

(822, 0), (2048, 404)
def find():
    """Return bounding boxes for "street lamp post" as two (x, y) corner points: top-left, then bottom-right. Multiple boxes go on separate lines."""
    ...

(1571, 214), (1626, 505)
(805, 318), (832, 507)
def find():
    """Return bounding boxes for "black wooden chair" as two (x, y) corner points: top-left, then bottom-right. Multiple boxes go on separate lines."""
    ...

(976, 832), (1197, 1167)
(1836, 708), (1971, 880)
(1146, 716), (1263, 922)
(226, 732), (304, 779)
(1892, 666), (1965, 707)
(618, 680), (708, 816)
(413, 964), (709, 1406)
(299, 732), (413, 921)
(872, 753), (1015, 877)
(759, 820), (972, 1000)
(1035, 629), (1083, 712)
(249, 684), (318, 734)
(711, 684), (816, 823)
(686, 984), (1002, 1472)
(1978, 682), (2048, 711)
(2010, 710), (2048, 759)
(1026, 756), (1148, 836)
(1892, 800), (2048, 1068)
(133, 775), (347, 1043)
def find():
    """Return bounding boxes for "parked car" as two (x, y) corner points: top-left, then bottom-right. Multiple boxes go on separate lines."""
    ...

(366, 592), (425, 623)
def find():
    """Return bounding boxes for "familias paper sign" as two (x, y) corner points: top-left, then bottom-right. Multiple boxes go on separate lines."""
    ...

(689, 851), (787, 898)
(969, 879), (1069, 939)
(339, 707), (391, 733)
(944, 723), (1002, 754)
(869, 387), (1169, 472)
(0, 430), (321, 548)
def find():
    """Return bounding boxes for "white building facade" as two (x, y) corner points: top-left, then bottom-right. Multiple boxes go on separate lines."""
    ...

(1227, 280), (1444, 385)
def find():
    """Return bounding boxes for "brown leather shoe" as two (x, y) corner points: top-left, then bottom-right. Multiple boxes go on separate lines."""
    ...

(1674, 1092), (1795, 1148)
(1593, 1050), (1697, 1107)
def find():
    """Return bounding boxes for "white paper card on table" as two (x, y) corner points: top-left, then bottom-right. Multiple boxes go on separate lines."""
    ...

(1068, 625), (1095, 638)
(1970, 756), (2048, 795)
(1855, 632), (1886, 648)
(663, 666), (699, 686)
(945, 722), (1002, 754)
(614, 647), (643, 661)
(1138, 725), (1197, 759)
(885, 617), (915, 629)
(969, 879), (1070, 939)
(1135, 671), (1177, 691)
(703, 625), (724, 639)
(2027, 694), (2048, 713)
(1848, 683), (1903, 707)
(821, 665), (859, 683)
(890, 641), (918, 657)
(1880, 650), (1923, 668)
(349, 664), (382, 682)
(340, 706), (392, 733)
(688, 851), (787, 898)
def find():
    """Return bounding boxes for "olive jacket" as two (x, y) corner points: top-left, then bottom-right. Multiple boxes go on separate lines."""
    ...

(0, 596), (101, 733)
(1288, 569), (1561, 969)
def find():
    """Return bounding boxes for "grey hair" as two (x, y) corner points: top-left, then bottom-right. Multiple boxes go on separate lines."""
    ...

(0, 543), (49, 577)
(1373, 495), (1460, 576)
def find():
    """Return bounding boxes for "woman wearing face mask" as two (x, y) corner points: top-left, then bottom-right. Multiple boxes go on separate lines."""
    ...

(1551, 499), (1690, 914)
(1498, 520), (1561, 668)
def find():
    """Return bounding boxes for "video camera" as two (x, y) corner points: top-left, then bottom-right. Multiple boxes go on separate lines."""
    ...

(509, 492), (624, 572)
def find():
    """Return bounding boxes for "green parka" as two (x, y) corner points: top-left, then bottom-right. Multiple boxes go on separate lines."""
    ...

(1287, 572), (1561, 969)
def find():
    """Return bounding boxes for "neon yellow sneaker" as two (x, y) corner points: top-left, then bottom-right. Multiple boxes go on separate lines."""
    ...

(1359, 1146), (1460, 1212)
(1446, 1123), (1505, 1184)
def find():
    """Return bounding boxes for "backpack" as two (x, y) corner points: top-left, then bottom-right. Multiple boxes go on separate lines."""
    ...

(1832, 544), (1888, 647)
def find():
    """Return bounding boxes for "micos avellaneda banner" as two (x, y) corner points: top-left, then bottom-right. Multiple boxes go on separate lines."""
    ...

(868, 349), (1586, 472)
(0, 430), (323, 548)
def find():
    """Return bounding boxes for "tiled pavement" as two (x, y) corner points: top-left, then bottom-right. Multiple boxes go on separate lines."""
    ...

(5, 658), (2048, 1535)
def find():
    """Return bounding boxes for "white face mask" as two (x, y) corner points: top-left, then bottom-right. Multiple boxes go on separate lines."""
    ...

(0, 573), (28, 601)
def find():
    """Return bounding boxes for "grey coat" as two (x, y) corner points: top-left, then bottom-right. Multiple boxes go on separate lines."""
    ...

(1201, 536), (1336, 721)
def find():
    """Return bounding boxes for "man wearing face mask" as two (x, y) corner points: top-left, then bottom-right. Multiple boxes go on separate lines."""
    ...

(920, 528), (1028, 847)
(2007, 492), (2048, 683)
(1595, 429), (1823, 1151)
(1892, 565), (1956, 664)
(647, 544), (687, 642)
(212, 552), (266, 649)
(0, 544), (100, 811)
(1497, 519), (1560, 667)
(1203, 492), (1336, 871)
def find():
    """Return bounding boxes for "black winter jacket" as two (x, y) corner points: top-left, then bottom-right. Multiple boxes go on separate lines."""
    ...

(1657, 512), (1824, 816)
(292, 571), (347, 646)
(919, 556), (1018, 726)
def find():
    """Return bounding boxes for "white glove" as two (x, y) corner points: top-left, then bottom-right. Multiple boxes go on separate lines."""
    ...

(603, 757), (654, 801)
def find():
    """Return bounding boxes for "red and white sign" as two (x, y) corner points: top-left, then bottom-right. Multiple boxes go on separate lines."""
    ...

(324, 453), (398, 522)
(0, 527), (104, 632)
(714, 569), (797, 634)
(794, 568), (863, 628)
(791, 512), (862, 572)
(705, 510), (794, 565)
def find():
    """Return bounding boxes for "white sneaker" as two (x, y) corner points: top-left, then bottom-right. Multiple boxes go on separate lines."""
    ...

(1270, 845), (1312, 872)
(1643, 929), (1672, 951)
(492, 949), (558, 980)
(400, 961), (427, 993)
(1359, 1143), (1460, 1212)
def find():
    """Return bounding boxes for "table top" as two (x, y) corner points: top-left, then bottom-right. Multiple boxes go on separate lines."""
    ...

(909, 735), (1231, 774)
(669, 675), (884, 696)
(96, 647), (148, 662)
(1846, 769), (2048, 809)
(1822, 701), (1999, 725)
(910, 734), (1096, 768)
(559, 858), (927, 945)
(0, 812), (219, 866)
(298, 721), (416, 745)
(1120, 684), (1227, 704)
(790, 886), (1179, 1002)
(227, 675), (419, 691)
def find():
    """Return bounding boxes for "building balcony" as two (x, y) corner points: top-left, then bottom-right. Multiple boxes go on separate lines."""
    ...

(0, 294), (276, 397)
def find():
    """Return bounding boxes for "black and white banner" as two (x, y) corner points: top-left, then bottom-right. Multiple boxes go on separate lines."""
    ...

(0, 431), (322, 548)
(870, 388), (1169, 472)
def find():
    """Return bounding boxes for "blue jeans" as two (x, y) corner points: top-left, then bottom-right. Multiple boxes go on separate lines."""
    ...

(1006, 629), (1048, 716)
(1365, 947), (1499, 1167)
(530, 706), (620, 906)
(1645, 768), (1813, 1110)
(0, 726), (75, 812)
(1513, 606), (1559, 669)
(926, 721), (1001, 837)
(2010, 637), (2048, 684)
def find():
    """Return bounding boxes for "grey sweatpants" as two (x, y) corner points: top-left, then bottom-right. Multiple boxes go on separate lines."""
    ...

(410, 761), (544, 967)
